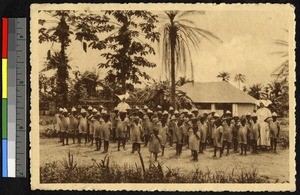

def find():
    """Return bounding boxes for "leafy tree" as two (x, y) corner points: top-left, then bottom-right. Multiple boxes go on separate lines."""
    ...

(159, 11), (222, 109)
(75, 11), (160, 94)
(217, 71), (230, 82)
(262, 80), (288, 116)
(39, 73), (57, 101)
(38, 11), (75, 107)
(247, 83), (263, 99)
(234, 73), (246, 89)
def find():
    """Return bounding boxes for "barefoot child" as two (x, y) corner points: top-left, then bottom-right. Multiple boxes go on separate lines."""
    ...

(175, 119), (185, 155)
(131, 116), (143, 153)
(60, 108), (70, 146)
(142, 110), (152, 147)
(212, 117), (223, 158)
(159, 115), (168, 156)
(222, 117), (233, 155)
(250, 113), (260, 153)
(69, 107), (79, 144)
(89, 108), (98, 146)
(266, 112), (280, 153)
(238, 118), (251, 155)
(78, 108), (87, 144)
(170, 116), (179, 155)
(116, 111), (129, 151)
(101, 110), (112, 153)
(93, 112), (102, 151)
(149, 128), (162, 161)
(199, 116), (208, 154)
(189, 125), (200, 161)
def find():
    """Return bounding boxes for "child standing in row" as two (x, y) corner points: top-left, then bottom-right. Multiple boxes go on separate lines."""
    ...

(149, 128), (162, 161)
(267, 112), (280, 153)
(175, 118), (185, 156)
(239, 118), (251, 155)
(60, 108), (70, 146)
(213, 117), (223, 158)
(189, 125), (201, 161)
(93, 112), (102, 151)
(250, 113), (260, 154)
(199, 116), (208, 154)
(159, 114), (168, 156)
(131, 116), (143, 153)
(101, 110), (112, 153)
(116, 111), (129, 151)
(222, 118), (232, 156)
(69, 107), (78, 144)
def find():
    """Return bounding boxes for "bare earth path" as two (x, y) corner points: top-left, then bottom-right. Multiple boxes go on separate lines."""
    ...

(40, 137), (289, 183)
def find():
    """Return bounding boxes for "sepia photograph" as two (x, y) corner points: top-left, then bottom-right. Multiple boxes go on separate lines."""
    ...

(30, 3), (296, 191)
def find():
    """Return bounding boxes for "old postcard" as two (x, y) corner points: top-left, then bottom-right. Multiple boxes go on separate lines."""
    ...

(30, 3), (296, 191)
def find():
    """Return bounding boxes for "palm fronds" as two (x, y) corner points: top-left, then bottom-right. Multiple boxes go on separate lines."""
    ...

(217, 71), (230, 82)
(159, 11), (222, 82)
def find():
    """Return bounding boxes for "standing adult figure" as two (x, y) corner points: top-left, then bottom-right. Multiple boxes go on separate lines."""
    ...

(116, 96), (131, 113)
(256, 102), (272, 149)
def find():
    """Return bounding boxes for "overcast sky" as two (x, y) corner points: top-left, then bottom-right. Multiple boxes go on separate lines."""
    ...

(38, 7), (291, 88)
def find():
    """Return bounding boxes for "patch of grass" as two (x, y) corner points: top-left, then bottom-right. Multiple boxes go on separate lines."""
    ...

(40, 151), (272, 183)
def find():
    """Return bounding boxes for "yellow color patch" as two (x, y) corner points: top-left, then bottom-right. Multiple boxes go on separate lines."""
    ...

(2, 58), (7, 98)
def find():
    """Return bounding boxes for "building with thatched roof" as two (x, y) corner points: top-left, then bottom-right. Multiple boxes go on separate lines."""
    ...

(179, 81), (257, 116)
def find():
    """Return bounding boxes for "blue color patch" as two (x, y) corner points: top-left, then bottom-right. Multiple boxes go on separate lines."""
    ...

(2, 139), (8, 177)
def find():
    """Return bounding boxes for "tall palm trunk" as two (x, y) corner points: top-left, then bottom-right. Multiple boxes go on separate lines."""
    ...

(170, 21), (177, 109)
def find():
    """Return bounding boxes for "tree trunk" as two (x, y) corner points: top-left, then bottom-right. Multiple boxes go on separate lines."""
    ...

(170, 22), (177, 110)
(56, 16), (69, 107)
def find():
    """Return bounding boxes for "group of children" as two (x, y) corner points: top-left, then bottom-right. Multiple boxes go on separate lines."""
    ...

(55, 105), (281, 162)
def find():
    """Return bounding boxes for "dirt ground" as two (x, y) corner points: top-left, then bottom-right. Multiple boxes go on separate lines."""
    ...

(40, 135), (290, 183)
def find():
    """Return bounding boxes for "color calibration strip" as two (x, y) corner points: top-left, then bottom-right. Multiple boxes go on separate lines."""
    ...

(2, 18), (8, 177)
(2, 18), (27, 178)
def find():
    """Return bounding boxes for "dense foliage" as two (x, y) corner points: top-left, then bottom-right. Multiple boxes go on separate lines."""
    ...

(75, 11), (160, 94)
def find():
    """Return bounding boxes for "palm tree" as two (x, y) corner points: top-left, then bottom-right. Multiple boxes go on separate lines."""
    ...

(272, 36), (288, 83)
(234, 73), (246, 89)
(217, 71), (230, 82)
(159, 11), (222, 109)
(247, 83), (263, 100)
